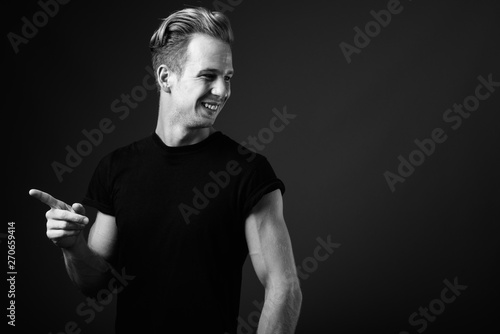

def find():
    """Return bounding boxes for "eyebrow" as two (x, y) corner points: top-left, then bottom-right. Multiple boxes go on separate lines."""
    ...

(198, 68), (234, 75)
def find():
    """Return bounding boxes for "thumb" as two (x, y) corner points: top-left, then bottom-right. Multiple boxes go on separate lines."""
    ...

(72, 203), (86, 215)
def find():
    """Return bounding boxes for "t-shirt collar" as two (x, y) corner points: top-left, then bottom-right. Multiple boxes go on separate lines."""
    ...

(151, 130), (223, 154)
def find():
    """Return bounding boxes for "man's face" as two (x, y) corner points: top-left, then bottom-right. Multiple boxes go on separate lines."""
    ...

(169, 33), (233, 128)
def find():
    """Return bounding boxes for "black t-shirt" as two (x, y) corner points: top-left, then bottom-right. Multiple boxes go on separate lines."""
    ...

(82, 131), (285, 333)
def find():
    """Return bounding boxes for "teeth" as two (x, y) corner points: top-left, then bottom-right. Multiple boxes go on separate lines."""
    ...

(202, 102), (218, 111)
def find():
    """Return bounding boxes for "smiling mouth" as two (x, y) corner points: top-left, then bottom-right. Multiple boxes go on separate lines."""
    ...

(201, 102), (220, 112)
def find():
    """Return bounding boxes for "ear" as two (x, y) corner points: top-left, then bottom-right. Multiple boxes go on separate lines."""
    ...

(156, 64), (173, 93)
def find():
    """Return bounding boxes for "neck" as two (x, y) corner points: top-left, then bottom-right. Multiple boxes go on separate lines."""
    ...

(155, 104), (215, 147)
(155, 123), (215, 147)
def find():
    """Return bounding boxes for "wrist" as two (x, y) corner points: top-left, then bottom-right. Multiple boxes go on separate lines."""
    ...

(62, 234), (87, 256)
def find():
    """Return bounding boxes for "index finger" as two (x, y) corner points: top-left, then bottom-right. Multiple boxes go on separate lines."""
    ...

(29, 189), (72, 211)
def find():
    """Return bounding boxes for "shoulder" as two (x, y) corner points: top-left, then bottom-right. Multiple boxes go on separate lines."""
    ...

(217, 132), (270, 170)
(217, 133), (285, 216)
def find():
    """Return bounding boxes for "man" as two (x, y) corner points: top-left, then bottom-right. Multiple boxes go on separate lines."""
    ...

(30, 7), (302, 334)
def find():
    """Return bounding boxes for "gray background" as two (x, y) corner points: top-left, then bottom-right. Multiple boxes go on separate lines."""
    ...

(5, 0), (499, 333)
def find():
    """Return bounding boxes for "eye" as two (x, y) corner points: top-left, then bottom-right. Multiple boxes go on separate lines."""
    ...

(201, 74), (216, 81)
(224, 76), (232, 82)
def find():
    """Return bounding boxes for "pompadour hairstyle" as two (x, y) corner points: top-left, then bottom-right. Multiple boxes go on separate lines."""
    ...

(149, 7), (234, 90)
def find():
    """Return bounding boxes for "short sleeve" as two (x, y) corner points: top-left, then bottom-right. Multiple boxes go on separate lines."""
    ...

(82, 154), (115, 216)
(240, 156), (285, 218)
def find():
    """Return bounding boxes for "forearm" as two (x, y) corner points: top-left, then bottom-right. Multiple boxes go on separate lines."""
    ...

(61, 234), (113, 296)
(257, 285), (302, 334)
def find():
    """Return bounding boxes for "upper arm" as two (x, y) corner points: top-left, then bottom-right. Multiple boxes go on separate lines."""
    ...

(87, 211), (117, 263)
(245, 189), (299, 290)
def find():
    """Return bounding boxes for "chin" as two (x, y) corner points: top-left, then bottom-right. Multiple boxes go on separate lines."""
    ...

(188, 118), (216, 129)
(191, 107), (220, 127)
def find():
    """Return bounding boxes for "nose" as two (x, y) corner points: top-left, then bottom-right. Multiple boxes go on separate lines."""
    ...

(211, 77), (230, 101)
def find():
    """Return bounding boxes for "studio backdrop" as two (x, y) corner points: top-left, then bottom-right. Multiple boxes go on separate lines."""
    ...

(5, 0), (499, 333)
